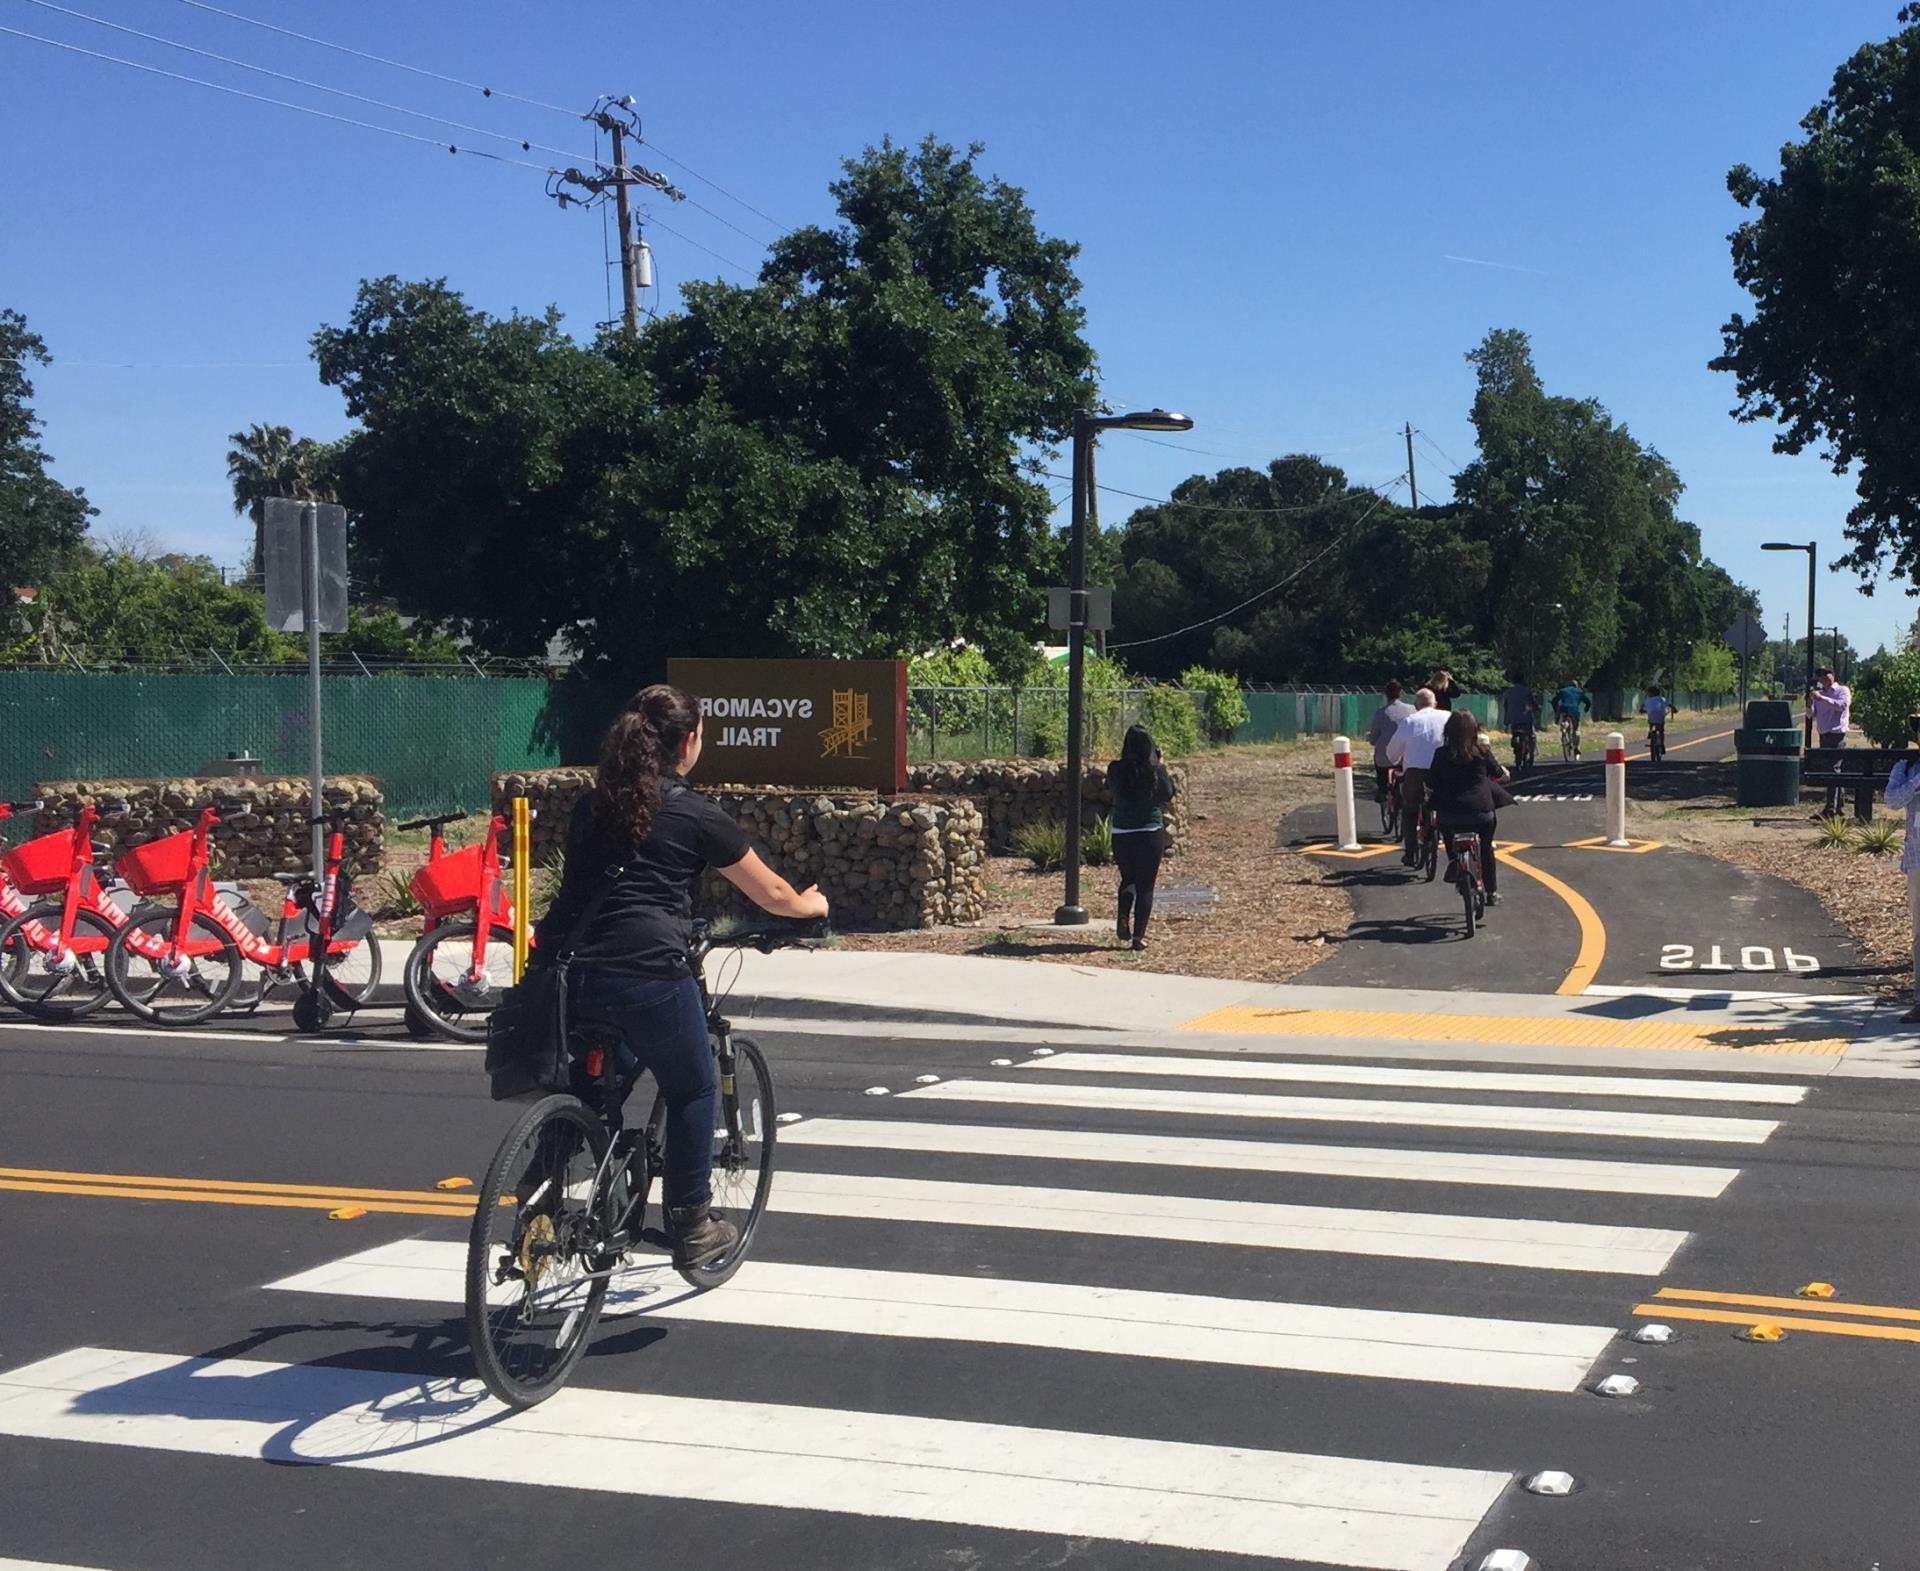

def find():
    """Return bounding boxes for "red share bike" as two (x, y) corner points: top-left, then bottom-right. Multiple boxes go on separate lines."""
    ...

(103, 803), (381, 1028)
(0, 799), (174, 1021)
(399, 809), (517, 1042)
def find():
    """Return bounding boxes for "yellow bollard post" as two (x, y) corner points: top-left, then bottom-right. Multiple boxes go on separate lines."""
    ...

(511, 796), (531, 981)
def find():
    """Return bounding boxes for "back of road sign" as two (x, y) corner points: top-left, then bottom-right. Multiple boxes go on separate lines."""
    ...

(1724, 613), (1767, 661)
(263, 498), (349, 634)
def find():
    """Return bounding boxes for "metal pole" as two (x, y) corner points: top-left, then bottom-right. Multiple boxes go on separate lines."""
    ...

(1056, 410), (1091, 925)
(1804, 543), (1816, 748)
(302, 501), (325, 880)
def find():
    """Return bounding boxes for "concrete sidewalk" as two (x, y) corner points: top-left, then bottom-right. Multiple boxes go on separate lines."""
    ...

(721, 947), (1918, 1077)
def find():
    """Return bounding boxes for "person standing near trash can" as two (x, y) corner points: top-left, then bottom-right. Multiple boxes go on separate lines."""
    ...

(1882, 717), (1920, 1024)
(1809, 668), (1852, 817)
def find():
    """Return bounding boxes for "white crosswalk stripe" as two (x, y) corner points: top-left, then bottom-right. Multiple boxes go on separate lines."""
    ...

(0, 1346), (1509, 1571)
(1013, 1051), (1809, 1104)
(781, 1116), (1742, 1195)
(899, 1077), (1783, 1142)
(2, 1039), (1816, 1570)
(269, 1241), (1620, 1391)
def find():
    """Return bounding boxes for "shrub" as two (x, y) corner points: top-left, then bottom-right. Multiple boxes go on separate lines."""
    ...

(1817, 817), (1857, 850)
(377, 870), (422, 919)
(1854, 646), (1920, 747)
(1180, 666), (1250, 743)
(1011, 818), (1067, 871)
(1137, 684), (1201, 756)
(1084, 814), (1114, 866)
(1856, 819), (1903, 857)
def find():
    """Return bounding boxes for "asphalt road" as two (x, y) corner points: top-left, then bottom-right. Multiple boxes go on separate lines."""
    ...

(2, 1014), (1918, 1570)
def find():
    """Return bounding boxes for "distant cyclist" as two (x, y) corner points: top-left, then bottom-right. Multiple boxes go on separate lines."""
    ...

(1501, 673), (1539, 766)
(1366, 680), (1415, 802)
(1551, 680), (1593, 757)
(1639, 686), (1675, 757)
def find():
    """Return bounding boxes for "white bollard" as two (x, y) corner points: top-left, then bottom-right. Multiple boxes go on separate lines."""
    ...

(1331, 735), (1362, 850)
(1605, 730), (1629, 846)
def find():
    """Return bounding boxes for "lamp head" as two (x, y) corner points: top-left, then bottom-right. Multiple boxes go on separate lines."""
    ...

(1095, 409), (1195, 434)
(1760, 541), (1809, 552)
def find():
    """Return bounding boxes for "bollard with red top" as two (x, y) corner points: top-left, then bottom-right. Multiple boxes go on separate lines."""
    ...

(1331, 735), (1362, 851)
(1604, 730), (1629, 846)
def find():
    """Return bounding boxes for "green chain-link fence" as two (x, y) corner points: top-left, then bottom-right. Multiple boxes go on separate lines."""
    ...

(0, 672), (629, 827)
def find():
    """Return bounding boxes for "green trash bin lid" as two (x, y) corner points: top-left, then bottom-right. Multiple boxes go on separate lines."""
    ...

(1743, 700), (1796, 729)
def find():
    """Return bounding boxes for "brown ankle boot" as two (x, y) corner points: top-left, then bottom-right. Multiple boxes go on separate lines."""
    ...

(668, 1203), (738, 1268)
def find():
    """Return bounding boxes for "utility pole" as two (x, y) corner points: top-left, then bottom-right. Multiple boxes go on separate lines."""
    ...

(547, 97), (683, 332)
(1404, 423), (1419, 510)
(609, 121), (641, 331)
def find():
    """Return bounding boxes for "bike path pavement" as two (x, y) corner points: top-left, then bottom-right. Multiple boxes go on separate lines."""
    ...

(1285, 790), (1869, 1001)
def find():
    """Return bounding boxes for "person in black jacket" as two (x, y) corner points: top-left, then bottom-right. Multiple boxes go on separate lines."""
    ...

(535, 684), (828, 1268)
(1426, 710), (1510, 905)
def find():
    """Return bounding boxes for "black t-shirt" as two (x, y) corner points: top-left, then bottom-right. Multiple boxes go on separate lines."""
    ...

(1427, 747), (1506, 819)
(534, 779), (750, 976)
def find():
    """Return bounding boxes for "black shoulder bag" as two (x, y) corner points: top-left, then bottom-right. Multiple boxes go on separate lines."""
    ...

(483, 867), (623, 1103)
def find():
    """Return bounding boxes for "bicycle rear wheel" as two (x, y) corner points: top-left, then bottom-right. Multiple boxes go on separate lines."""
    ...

(317, 931), (383, 1010)
(107, 908), (243, 1025)
(679, 1034), (777, 1289)
(466, 1095), (610, 1409)
(1379, 793), (1400, 840)
(0, 906), (118, 1021)
(404, 920), (514, 1042)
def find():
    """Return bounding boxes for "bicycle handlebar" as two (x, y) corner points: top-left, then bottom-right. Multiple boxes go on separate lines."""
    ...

(396, 811), (474, 832)
(1, 799), (43, 817)
(693, 916), (831, 963)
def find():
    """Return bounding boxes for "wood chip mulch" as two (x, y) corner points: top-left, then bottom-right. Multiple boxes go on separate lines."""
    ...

(836, 743), (1352, 982)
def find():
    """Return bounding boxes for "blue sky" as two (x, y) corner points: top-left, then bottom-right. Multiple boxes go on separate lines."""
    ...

(3, 0), (1910, 659)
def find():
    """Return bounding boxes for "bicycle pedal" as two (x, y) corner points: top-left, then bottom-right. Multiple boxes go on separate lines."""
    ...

(638, 1226), (674, 1250)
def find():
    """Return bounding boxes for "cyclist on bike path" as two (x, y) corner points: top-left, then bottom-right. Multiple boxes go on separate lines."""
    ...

(1551, 680), (1593, 729)
(534, 684), (830, 1269)
(1386, 687), (1448, 866)
(1366, 680), (1414, 802)
(1500, 673), (1539, 750)
(1428, 711), (1511, 907)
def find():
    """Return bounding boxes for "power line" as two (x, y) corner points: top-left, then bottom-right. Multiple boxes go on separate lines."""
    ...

(642, 139), (790, 233)
(21, 0), (590, 162)
(681, 193), (775, 249)
(1040, 470), (1403, 517)
(1, 23), (557, 170)
(168, 0), (578, 117)
(1110, 482), (1405, 651)
(1116, 431), (1244, 460)
(643, 217), (758, 279)
(167, 0), (795, 241)
(1413, 428), (1464, 469)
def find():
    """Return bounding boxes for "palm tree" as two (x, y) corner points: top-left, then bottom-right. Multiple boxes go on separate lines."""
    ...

(226, 423), (334, 580)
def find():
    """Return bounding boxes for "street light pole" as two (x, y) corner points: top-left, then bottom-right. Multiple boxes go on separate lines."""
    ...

(1762, 540), (1817, 745)
(1056, 411), (1093, 925)
(1054, 405), (1194, 926)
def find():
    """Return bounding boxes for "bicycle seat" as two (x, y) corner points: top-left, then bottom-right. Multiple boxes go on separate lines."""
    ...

(270, 870), (312, 885)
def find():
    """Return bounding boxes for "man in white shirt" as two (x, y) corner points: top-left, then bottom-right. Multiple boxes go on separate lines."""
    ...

(1387, 688), (1450, 865)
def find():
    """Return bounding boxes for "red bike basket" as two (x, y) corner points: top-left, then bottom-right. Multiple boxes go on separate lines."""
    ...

(1, 828), (76, 895)
(117, 830), (195, 896)
(410, 843), (486, 919)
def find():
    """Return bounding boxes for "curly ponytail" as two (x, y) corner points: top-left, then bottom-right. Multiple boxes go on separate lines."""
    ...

(594, 683), (703, 845)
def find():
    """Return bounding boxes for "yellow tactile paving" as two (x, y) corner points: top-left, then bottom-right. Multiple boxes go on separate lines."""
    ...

(1175, 1006), (1849, 1056)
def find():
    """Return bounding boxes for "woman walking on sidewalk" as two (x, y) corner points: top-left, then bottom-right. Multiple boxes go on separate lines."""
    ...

(1107, 725), (1177, 951)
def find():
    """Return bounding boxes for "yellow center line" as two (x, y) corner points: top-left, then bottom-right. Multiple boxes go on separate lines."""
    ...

(1654, 1286), (1920, 1324)
(0, 1165), (482, 1218)
(0, 1165), (476, 1205)
(1635, 1303), (1920, 1344)
(0, 1177), (476, 1217)
(1494, 846), (1606, 995)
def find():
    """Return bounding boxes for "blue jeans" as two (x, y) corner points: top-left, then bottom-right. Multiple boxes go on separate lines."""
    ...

(572, 970), (715, 1211)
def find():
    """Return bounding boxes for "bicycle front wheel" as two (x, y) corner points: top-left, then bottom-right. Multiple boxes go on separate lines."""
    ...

(404, 920), (514, 1042)
(317, 930), (384, 1009)
(466, 1095), (610, 1409)
(107, 908), (243, 1025)
(681, 1034), (778, 1289)
(0, 905), (117, 1021)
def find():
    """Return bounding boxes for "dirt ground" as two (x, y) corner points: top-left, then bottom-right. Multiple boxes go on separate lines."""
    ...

(835, 740), (1353, 982)
(1634, 791), (1912, 1000)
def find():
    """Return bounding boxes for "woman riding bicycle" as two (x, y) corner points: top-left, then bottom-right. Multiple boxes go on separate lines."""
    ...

(534, 684), (828, 1269)
(1427, 710), (1511, 907)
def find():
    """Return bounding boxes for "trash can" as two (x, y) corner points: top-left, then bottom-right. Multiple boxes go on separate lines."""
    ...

(1734, 699), (1803, 807)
